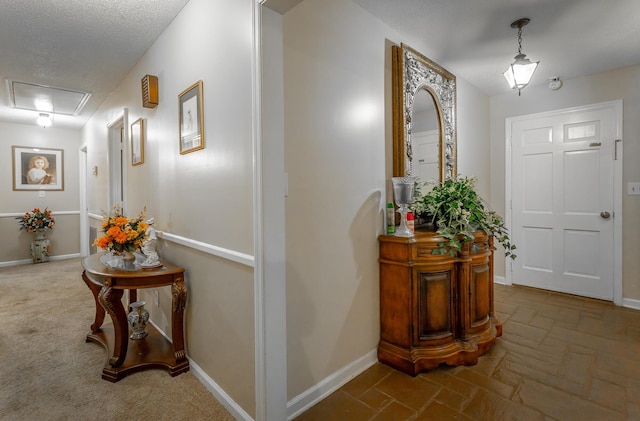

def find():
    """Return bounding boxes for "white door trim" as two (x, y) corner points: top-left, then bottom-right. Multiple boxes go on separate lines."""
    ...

(106, 108), (128, 210)
(505, 100), (623, 305)
(79, 144), (89, 256)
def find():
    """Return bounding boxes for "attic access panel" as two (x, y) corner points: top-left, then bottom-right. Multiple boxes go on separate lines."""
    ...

(7, 79), (91, 116)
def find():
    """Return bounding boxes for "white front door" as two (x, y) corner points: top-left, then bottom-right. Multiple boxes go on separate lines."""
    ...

(508, 101), (622, 301)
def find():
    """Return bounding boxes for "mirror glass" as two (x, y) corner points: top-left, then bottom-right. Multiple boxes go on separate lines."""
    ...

(392, 43), (456, 181)
(410, 89), (440, 183)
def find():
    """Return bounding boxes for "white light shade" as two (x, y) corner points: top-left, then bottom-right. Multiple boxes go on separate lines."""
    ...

(36, 113), (52, 128)
(503, 53), (539, 93)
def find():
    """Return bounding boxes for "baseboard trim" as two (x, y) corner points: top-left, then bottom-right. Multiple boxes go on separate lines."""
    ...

(494, 275), (507, 285)
(287, 349), (378, 420)
(0, 253), (81, 267)
(623, 298), (640, 310)
(189, 358), (255, 421)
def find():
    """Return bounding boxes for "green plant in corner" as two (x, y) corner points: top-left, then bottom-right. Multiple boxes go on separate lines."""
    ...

(412, 176), (516, 259)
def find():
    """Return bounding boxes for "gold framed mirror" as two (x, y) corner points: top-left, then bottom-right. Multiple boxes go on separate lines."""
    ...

(392, 43), (457, 181)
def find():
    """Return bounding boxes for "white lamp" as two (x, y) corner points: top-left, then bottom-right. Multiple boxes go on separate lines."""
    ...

(36, 113), (52, 128)
(503, 18), (539, 96)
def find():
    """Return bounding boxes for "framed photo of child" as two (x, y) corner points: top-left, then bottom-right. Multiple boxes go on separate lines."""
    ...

(12, 146), (64, 191)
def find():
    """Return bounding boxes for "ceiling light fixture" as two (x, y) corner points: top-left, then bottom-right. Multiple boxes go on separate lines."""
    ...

(503, 18), (539, 96)
(36, 113), (52, 128)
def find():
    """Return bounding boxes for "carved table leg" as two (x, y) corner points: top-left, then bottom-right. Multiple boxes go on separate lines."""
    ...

(98, 280), (127, 367)
(82, 270), (105, 333)
(171, 276), (188, 362)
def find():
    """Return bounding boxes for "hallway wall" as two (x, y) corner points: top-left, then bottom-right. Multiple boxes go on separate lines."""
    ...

(0, 122), (81, 264)
(81, 0), (257, 416)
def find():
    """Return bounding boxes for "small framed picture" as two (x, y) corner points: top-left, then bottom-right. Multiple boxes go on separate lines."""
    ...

(131, 118), (144, 165)
(12, 146), (64, 191)
(178, 80), (204, 154)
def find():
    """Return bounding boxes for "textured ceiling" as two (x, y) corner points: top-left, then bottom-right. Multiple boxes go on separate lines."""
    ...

(352, 0), (640, 96)
(1, 0), (638, 129)
(0, 0), (190, 128)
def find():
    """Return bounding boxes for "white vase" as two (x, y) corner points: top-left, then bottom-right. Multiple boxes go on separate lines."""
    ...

(30, 229), (50, 263)
(127, 301), (150, 340)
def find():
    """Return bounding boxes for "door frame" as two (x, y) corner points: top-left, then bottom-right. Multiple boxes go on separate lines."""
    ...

(106, 108), (128, 210)
(505, 100), (623, 305)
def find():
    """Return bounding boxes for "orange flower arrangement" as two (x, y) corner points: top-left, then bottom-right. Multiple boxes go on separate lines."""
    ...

(94, 205), (148, 254)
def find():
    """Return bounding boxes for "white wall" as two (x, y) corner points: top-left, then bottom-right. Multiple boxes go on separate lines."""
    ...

(490, 65), (640, 295)
(82, 0), (258, 417)
(282, 0), (492, 407)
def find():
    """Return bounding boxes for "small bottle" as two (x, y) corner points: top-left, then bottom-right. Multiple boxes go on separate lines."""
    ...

(386, 202), (395, 234)
(407, 212), (415, 234)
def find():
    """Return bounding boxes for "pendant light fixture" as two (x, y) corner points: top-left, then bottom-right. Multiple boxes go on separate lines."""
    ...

(503, 18), (539, 96)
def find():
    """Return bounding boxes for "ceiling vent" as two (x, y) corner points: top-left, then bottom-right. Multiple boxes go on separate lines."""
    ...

(6, 79), (91, 116)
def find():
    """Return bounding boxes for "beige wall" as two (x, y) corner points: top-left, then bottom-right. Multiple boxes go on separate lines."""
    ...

(0, 122), (81, 263)
(282, 0), (492, 401)
(81, 0), (257, 415)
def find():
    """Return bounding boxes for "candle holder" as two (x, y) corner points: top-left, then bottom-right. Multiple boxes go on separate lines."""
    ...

(392, 177), (416, 237)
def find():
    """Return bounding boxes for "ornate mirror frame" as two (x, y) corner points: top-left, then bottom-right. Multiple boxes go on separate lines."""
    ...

(392, 43), (457, 180)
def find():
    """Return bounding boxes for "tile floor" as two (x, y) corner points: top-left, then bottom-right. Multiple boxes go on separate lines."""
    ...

(295, 284), (640, 420)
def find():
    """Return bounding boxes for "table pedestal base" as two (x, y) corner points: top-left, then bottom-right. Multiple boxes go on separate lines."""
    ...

(86, 323), (189, 383)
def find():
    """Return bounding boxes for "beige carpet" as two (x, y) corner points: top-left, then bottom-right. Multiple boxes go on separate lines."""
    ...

(0, 258), (236, 421)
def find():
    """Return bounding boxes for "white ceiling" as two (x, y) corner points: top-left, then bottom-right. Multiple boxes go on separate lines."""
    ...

(1, 0), (638, 129)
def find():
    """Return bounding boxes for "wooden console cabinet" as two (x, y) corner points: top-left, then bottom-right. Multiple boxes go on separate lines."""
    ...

(378, 230), (502, 376)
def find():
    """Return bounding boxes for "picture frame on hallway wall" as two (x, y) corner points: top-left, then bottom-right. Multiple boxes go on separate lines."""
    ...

(178, 80), (204, 155)
(131, 118), (144, 166)
(12, 146), (64, 191)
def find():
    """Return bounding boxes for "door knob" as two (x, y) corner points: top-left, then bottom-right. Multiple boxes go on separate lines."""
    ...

(600, 211), (611, 219)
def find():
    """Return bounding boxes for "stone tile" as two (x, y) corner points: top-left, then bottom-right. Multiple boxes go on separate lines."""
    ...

(529, 314), (554, 330)
(536, 336), (568, 356)
(510, 306), (538, 324)
(513, 378), (623, 420)
(375, 370), (440, 411)
(589, 378), (626, 412)
(463, 389), (545, 421)
(358, 387), (393, 410)
(369, 401), (415, 421)
(502, 321), (548, 348)
(454, 369), (514, 400)
(433, 387), (473, 412)
(341, 363), (393, 398)
(294, 390), (374, 421)
(415, 401), (474, 420)
(500, 358), (587, 397)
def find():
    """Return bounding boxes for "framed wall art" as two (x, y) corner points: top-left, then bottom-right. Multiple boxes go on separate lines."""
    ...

(12, 146), (64, 191)
(178, 80), (204, 154)
(131, 117), (144, 165)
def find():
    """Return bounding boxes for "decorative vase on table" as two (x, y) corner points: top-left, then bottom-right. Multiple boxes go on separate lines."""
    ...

(31, 229), (51, 263)
(127, 301), (150, 339)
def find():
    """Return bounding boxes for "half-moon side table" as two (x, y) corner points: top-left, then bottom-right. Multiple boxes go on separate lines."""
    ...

(81, 253), (189, 382)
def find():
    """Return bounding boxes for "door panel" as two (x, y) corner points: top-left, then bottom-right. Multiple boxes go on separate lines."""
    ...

(511, 104), (617, 300)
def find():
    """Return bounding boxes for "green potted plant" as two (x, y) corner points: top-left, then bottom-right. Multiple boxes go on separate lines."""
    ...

(412, 176), (516, 259)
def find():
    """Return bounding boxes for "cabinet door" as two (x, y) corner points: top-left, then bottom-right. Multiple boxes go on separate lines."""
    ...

(468, 258), (491, 333)
(414, 269), (456, 346)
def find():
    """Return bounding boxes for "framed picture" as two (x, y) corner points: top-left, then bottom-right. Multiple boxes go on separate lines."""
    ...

(131, 118), (144, 165)
(12, 146), (64, 191)
(178, 80), (204, 154)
